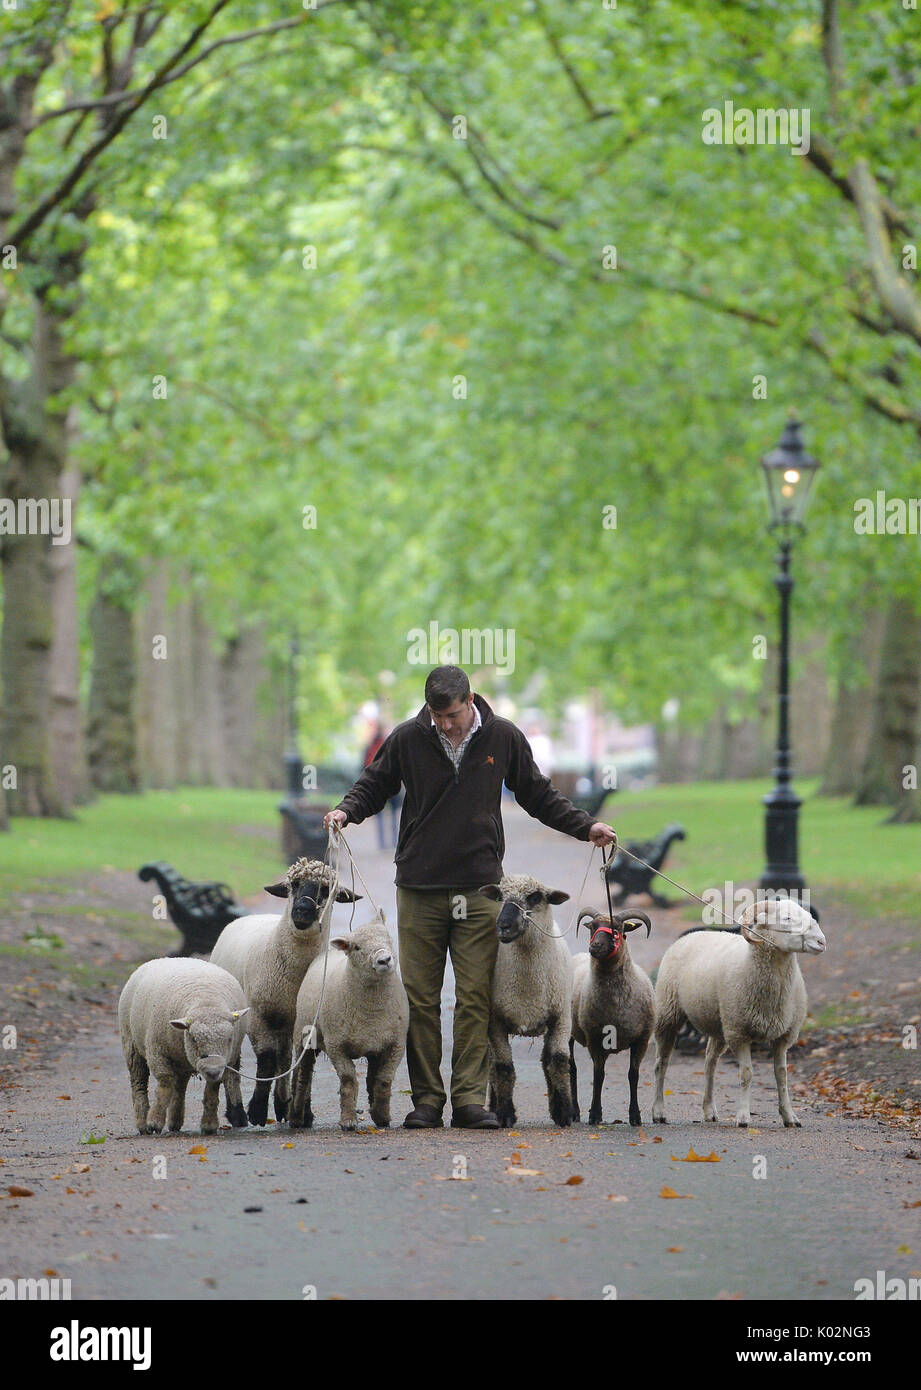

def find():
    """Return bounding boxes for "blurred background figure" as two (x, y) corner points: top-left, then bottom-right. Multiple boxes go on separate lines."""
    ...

(525, 722), (554, 778)
(362, 719), (402, 850)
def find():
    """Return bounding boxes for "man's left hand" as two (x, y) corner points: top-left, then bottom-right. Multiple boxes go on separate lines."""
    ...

(589, 822), (617, 848)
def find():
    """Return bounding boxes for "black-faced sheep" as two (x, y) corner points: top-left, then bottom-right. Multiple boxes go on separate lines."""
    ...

(209, 857), (360, 1126)
(479, 876), (573, 1128)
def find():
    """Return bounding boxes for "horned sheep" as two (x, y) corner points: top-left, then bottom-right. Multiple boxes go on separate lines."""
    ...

(569, 908), (655, 1127)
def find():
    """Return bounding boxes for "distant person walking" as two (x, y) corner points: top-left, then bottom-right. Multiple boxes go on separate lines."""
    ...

(325, 666), (617, 1130)
(362, 721), (401, 850)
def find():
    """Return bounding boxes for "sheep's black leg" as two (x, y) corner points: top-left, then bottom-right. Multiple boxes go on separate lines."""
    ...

(541, 1035), (573, 1127)
(247, 1047), (277, 1127)
(569, 1039), (580, 1122)
(628, 1038), (648, 1127)
(588, 1050), (607, 1126)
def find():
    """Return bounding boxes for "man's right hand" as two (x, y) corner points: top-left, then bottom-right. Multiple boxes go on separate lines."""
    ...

(324, 809), (348, 833)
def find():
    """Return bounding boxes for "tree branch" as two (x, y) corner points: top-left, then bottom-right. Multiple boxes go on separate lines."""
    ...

(10, 0), (236, 249)
(30, 0), (356, 129)
(532, 0), (613, 121)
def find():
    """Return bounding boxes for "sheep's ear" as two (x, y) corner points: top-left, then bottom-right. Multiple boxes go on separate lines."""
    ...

(477, 884), (503, 901)
(335, 888), (362, 903)
(169, 1017), (191, 1031)
(230, 1008), (249, 1021)
(264, 881), (289, 899)
(331, 937), (353, 952)
(546, 889), (570, 905)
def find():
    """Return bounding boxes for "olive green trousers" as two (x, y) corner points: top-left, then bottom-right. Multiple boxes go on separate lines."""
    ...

(396, 886), (500, 1112)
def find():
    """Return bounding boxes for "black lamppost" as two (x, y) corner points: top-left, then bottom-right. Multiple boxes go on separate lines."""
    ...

(759, 415), (820, 896)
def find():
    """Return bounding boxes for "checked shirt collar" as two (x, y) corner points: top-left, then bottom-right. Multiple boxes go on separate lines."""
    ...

(431, 702), (482, 771)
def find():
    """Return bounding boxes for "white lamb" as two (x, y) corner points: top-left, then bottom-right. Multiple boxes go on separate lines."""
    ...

(480, 876), (574, 1128)
(118, 957), (249, 1135)
(652, 897), (826, 1128)
(209, 857), (360, 1126)
(289, 920), (409, 1131)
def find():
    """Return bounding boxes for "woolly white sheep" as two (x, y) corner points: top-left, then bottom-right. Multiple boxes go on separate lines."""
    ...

(209, 857), (360, 1126)
(569, 908), (654, 1127)
(652, 896), (826, 1128)
(289, 919), (409, 1131)
(118, 957), (250, 1135)
(479, 876), (574, 1128)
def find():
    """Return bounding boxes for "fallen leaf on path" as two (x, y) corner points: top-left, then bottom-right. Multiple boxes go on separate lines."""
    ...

(282, 1143), (294, 1149)
(652, 1136), (663, 1144)
(8, 1186), (33, 1197)
(57, 1096), (70, 1100)
(670, 1147), (721, 1163)
(565, 1175), (584, 1185)
(666, 1246), (684, 1253)
(188, 1145), (207, 1156)
(903, 1201), (921, 1208)
(68, 1164), (90, 1174)
(506, 1167), (542, 1177)
(44, 1269), (58, 1277)
(896, 1244), (913, 1254)
(605, 1195), (628, 1203)
(659, 1185), (694, 1199)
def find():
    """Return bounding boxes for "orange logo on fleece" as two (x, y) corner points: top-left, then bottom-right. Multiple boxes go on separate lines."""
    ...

(485, 754), (495, 765)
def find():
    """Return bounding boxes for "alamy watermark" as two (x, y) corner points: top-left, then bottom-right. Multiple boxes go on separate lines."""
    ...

(0, 498), (71, 546)
(854, 491), (921, 535)
(406, 621), (515, 676)
(701, 101), (810, 156)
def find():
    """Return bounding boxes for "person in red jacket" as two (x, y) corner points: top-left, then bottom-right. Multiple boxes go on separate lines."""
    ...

(325, 666), (616, 1130)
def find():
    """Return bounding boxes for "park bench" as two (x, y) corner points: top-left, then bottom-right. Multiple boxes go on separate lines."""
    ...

(603, 823), (687, 908)
(138, 861), (249, 957)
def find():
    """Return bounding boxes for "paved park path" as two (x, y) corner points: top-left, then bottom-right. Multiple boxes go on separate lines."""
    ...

(2, 804), (919, 1301)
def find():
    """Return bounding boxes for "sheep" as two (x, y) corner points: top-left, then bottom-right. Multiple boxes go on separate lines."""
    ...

(479, 876), (573, 1128)
(118, 957), (250, 1135)
(652, 896), (826, 1128)
(209, 857), (361, 1126)
(288, 919), (409, 1131)
(569, 908), (655, 1127)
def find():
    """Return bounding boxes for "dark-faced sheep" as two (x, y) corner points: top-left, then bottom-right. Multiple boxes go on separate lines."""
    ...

(569, 909), (654, 1127)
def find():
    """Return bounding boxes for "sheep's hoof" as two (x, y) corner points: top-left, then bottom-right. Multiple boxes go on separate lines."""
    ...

(201, 1124), (218, 1136)
(370, 1114), (391, 1129)
(652, 1114), (667, 1125)
(140, 1124), (161, 1135)
(703, 1109), (720, 1123)
(629, 1113), (642, 1128)
(340, 1119), (357, 1131)
(496, 1109), (516, 1129)
(274, 1097), (288, 1123)
(588, 1111), (602, 1126)
(247, 1106), (269, 1127)
(226, 1103), (248, 1129)
(784, 1116), (802, 1128)
(736, 1117), (749, 1128)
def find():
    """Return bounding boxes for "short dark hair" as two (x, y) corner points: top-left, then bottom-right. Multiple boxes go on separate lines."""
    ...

(424, 665), (470, 710)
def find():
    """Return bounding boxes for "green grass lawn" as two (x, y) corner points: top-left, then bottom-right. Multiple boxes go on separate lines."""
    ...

(0, 780), (919, 921)
(0, 787), (282, 904)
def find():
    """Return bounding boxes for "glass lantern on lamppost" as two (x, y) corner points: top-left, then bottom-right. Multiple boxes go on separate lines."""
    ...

(759, 415), (820, 896)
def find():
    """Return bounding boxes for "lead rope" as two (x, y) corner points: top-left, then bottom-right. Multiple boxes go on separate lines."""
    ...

(224, 828), (342, 1085)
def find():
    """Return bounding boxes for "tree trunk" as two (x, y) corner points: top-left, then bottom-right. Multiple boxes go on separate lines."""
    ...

(0, 299), (76, 816)
(819, 610), (883, 797)
(87, 562), (140, 794)
(854, 596), (921, 821)
(50, 459), (91, 807)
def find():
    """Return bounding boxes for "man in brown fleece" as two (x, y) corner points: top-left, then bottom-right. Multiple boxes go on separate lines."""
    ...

(324, 665), (617, 1129)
